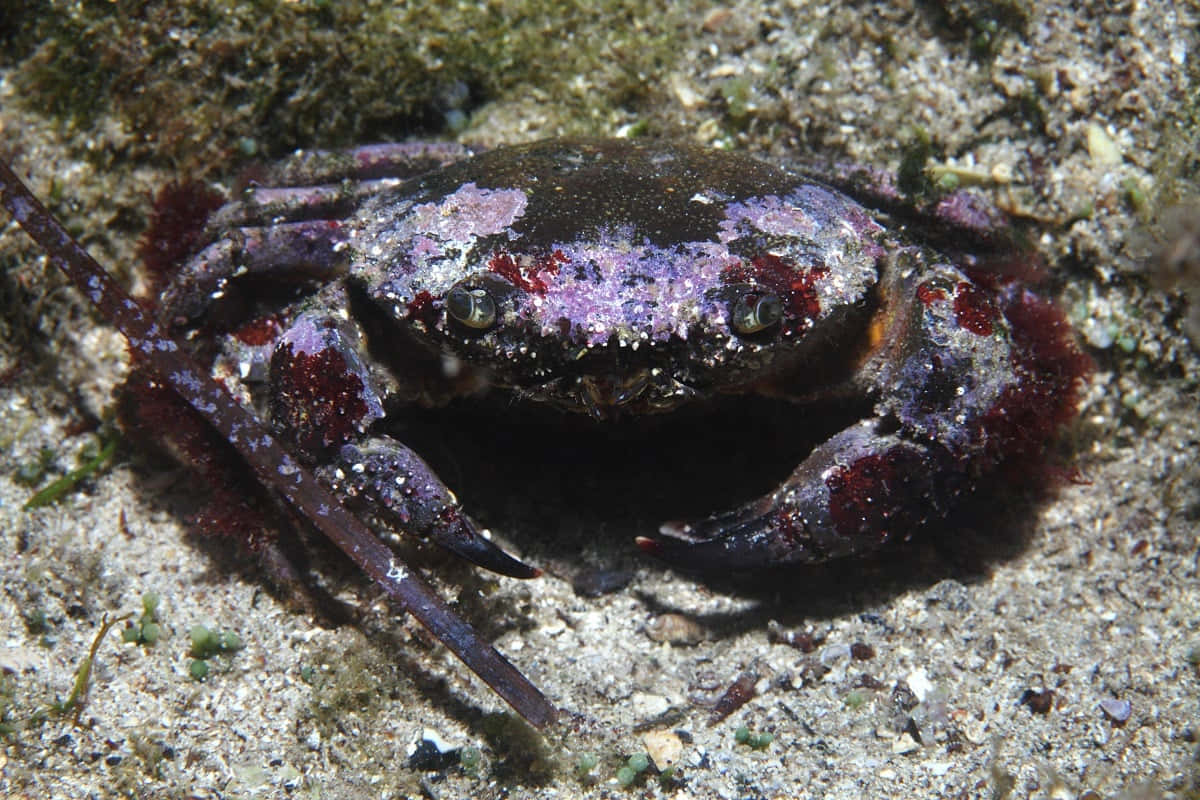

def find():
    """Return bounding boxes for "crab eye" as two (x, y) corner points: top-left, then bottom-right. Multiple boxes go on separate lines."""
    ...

(730, 292), (783, 335)
(446, 286), (497, 330)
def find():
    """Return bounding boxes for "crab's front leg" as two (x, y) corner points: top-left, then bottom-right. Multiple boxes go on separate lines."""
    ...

(641, 249), (1085, 570)
(257, 298), (539, 578)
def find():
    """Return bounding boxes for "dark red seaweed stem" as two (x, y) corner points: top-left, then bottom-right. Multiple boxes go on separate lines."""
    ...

(0, 158), (557, 729)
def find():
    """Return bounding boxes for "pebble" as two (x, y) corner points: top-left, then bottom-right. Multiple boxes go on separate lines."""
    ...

(631, 691), (671, 718)
(1099, 697), (1132, 723)
(642, 728), (684, 769)
(571, 568), (633, 597)
(905, 668), (934, 702)
(892, 732), (921, 754)
(645, 613), (706, 645)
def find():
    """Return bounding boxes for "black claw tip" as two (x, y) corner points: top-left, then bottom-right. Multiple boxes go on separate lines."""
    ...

(459, 539), (542, 579)
(432, 514), (542, 579)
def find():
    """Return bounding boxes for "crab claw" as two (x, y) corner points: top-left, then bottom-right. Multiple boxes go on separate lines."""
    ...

(638, 425), (942, 571)
(324, 438), (541, 579)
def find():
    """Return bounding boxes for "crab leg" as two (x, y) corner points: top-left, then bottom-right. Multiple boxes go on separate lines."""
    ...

(267, 141), (473, 186)
(199, 142), (477, 232)
(204, 182), (391, 230)
(203, 143), (474, 231)
(796, 161), (1013, 249)
(162, 219), (352, 326)
(0, 158), (557, 729)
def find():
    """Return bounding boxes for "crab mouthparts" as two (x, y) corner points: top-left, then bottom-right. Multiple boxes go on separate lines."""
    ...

(571, 370), (697, 419)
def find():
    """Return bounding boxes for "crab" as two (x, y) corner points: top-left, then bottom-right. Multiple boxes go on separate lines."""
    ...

(0, 138), (1087, 727)
(156, 138), (1086, 574)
